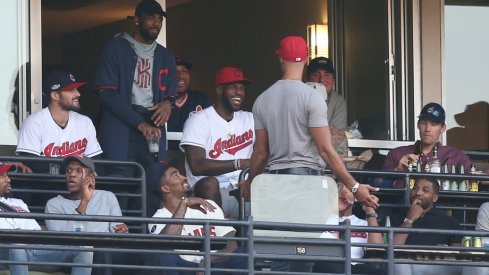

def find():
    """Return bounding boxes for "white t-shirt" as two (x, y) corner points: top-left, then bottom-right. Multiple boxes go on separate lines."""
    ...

(320, 214), (368, 260)
(148, 200), (235, 263)
(180, 106), (254, 188)
(16, 108), (103, 158)
(0, 197), (41, 230)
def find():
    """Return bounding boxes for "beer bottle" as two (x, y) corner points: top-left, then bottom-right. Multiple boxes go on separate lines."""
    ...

(384, 216), (391, 244)
(408, 161), (415, 189)
(469, 163), (479, 192)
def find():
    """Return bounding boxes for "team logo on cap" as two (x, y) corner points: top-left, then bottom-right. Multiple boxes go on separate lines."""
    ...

(51, 84), (61, 90)
(234, 69), (243, 78)
(69, 74), (76, 82)
(296, 57), (302, 62)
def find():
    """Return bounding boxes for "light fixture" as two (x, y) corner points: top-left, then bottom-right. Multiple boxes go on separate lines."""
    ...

(307, 24), (328, 60)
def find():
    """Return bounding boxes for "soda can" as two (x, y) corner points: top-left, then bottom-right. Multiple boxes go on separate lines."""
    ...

(473, 237), (482, 248)
(463, 236), (472, 247)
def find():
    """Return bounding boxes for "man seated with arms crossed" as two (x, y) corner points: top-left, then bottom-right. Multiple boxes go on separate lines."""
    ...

(45, 156), (129, 275)
(180, 66), (254, 219)
(147, 166), (245, 275)
(392, 177), (486, 275)
(0, 163), (92, 275)
(383, 102), (472, 187)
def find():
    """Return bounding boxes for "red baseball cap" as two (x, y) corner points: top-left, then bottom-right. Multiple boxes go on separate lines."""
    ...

(276, 36), (308, 62)
(214, 66), (251, 86)
(0, 164), (14, 174)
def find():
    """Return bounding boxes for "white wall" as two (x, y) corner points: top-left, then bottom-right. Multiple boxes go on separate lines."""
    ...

(0, 0), (29, 146)
(445, 6), (489, 130)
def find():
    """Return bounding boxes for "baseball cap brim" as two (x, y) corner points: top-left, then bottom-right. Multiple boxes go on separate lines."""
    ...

(0, 164), (15, 174)
(61, 82), (86, 92)
(63, 156), (96, 173)
(218, 79), (252, 86)
(418, 114), (444, 124)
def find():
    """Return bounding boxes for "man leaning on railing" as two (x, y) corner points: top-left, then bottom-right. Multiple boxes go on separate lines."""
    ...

(146, 166), (246, 275)
(0, 163), (93, 274)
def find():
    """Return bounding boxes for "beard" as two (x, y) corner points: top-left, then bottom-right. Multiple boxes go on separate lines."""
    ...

(58, 99), (80, 111)
(139, 26), (160, 42)
(221, 93), (240, 113)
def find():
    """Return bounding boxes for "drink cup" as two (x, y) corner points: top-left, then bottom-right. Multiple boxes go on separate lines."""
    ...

(49, 163), (60, 174)
(73, 221), (87, 232)
(147, 136), (160, 153)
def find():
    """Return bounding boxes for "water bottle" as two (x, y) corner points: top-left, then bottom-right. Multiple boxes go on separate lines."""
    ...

(450, 164), (458, 191)
(430, 146), (441, 173)
(441, 163), (450, 191)
(458, 163), (467, 191)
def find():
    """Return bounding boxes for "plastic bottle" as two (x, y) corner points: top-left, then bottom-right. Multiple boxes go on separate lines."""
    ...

(441, 163), (450, 191)
(408, 161), (415, 189)
(450, 164), (458, 191)
(430, 146), (441, 173)
(459, 163), (467, 191)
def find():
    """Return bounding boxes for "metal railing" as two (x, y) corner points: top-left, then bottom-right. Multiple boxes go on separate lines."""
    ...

(0, 211), (489, 274)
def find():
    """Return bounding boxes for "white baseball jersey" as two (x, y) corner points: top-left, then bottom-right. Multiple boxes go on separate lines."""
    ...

(148, 200), (235, 263)
(0, 197), (41, 230)
(179, 106), (255, 188)
(16, 108), (103, 158)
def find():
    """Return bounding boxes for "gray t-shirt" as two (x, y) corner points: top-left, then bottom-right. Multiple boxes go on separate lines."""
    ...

(327, 90), (347, 130)
(45, 189), (123, 233)
(122, 32), (156, 108)
(253, 80), (328, 170)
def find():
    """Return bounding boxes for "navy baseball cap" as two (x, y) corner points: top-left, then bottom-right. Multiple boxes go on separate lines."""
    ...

(135, 0), (167, 18)
(418, 102), (445, 124)
(175, 55), (192, 70)
(307, 57), (336, 75)
(43, 71), (86, 94)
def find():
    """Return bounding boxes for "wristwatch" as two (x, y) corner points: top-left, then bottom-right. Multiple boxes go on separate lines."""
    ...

(350, 182), (360, 193)
(365, 212), (378, 219)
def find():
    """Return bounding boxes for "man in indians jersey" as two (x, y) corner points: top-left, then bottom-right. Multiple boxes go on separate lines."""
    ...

(147, 166), (245, 273)
(16, 71), (102, 172)
(180, 66), (254, 219)
(167, 56), (211, 133)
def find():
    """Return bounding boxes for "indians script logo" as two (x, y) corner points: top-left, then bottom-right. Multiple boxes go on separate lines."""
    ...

(43, 138), (88, 157)
(209, 129), (253, 158)
(135, 58), (151, 88)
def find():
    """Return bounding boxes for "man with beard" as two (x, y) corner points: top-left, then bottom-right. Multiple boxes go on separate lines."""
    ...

(16, 71), (102, 172)
(391, 177), (486, 275)
(94, 0), (177, 216)
(167, 55), (211, 133)
(179, 66), (254, 219)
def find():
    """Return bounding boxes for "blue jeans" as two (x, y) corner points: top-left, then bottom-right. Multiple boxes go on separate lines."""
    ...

(9, 247), (93, 275)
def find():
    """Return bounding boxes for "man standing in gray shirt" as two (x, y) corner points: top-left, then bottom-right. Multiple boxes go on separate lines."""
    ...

(242, 36), (378, 272)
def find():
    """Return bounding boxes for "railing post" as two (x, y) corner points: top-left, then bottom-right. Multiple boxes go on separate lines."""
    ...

(203, 221), (211, 275)
(387, 228), (395, 275)
(247, 216), (254, 275)
(344, 219), (351, 275)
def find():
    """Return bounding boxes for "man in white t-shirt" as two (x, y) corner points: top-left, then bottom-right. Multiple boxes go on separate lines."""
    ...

(0, 163), (93, 275)
(16, 71), (102, 173)
(147, 166), (245, 274)
(180, 66), (254, 219)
